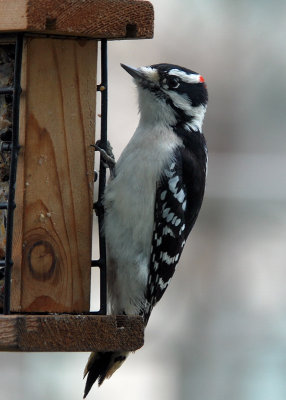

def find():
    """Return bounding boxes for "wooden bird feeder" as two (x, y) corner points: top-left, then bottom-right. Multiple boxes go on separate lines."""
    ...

(0, 0), (153, 352)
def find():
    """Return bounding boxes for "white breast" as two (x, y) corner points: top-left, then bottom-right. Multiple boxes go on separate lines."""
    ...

(104, 121), (182, 315)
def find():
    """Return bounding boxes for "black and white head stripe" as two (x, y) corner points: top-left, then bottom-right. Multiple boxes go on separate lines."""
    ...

(121, 63), (208, 133)
(150, 63), (206, 87)
(161, 67), (205, 85)
(151, 64), (208, 111)
(158, 65), (208, 131)
(141, 64), (205, 83)
(122, 63), (208, 105)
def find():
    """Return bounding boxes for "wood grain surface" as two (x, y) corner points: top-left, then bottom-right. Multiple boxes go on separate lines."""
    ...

(0, 0), (154, 39)
(11, 37), (97, 312)
(0, 314), (144, 351)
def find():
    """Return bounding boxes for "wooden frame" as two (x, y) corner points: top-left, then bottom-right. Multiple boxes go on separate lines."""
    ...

(0, 0), (154, 39)
(0, 315), (144, 351)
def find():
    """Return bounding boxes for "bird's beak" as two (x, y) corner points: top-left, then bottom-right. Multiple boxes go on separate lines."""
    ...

(121, 64), (159, 88)
(121, 64), (145, 80)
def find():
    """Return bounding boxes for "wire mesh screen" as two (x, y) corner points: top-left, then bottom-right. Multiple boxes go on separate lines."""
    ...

(0, 34), (23, 315)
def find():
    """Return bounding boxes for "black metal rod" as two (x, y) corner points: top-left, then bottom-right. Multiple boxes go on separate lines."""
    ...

(1, 142), (12, 152)
(0, 87), (14, 95)
(96, 39), (108, 315)
(3, 34), (23, 315)
(91, 259), (103, 268)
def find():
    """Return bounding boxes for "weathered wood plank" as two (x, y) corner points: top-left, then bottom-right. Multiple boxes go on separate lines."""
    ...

(11, 37), (97, 312)
(0, 0), (154, 39)
(0, 315), (144, 352)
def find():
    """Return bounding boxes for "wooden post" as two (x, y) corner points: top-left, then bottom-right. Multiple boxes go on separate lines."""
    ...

(11, 37), (97, 312)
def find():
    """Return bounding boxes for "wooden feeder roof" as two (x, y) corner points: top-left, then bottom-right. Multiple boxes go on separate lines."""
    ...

(0, 0), (154, 39)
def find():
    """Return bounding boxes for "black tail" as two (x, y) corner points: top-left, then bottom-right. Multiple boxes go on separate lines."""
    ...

(83, 351), (128, 398)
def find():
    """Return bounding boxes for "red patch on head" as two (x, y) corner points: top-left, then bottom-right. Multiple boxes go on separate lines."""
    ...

(199, 75), (205, 83)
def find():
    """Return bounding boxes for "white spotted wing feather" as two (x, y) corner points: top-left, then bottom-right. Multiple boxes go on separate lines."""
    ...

(145, 153), (189, 321)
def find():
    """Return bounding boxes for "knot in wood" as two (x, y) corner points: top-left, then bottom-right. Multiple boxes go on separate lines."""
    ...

(28, 240), (56, 281)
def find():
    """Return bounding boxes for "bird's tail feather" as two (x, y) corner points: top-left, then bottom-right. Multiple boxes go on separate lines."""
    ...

(83, 351), (128, 398)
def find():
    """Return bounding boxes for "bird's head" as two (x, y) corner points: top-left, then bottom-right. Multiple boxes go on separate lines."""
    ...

(121, 63), (208, 132)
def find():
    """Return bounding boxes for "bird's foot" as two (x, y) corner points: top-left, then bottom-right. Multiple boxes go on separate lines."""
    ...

(92, 140), (116, 178)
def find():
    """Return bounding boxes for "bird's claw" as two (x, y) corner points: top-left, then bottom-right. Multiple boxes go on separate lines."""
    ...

(92, 140), (116, 178)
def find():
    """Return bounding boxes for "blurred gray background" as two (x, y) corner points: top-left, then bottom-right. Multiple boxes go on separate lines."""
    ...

(1, 0), (286, 399)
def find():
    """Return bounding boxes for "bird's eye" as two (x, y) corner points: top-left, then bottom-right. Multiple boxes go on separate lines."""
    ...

(166, 76), (180, 89)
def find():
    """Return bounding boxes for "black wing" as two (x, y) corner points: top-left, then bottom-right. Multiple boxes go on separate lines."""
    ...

(144, 134), (207, 323)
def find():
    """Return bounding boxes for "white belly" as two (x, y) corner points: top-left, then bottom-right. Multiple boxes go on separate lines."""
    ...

(104, 122), (182, 314)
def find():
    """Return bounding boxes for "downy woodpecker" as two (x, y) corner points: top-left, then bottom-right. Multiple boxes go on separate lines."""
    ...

(83, 63), (208, 397)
